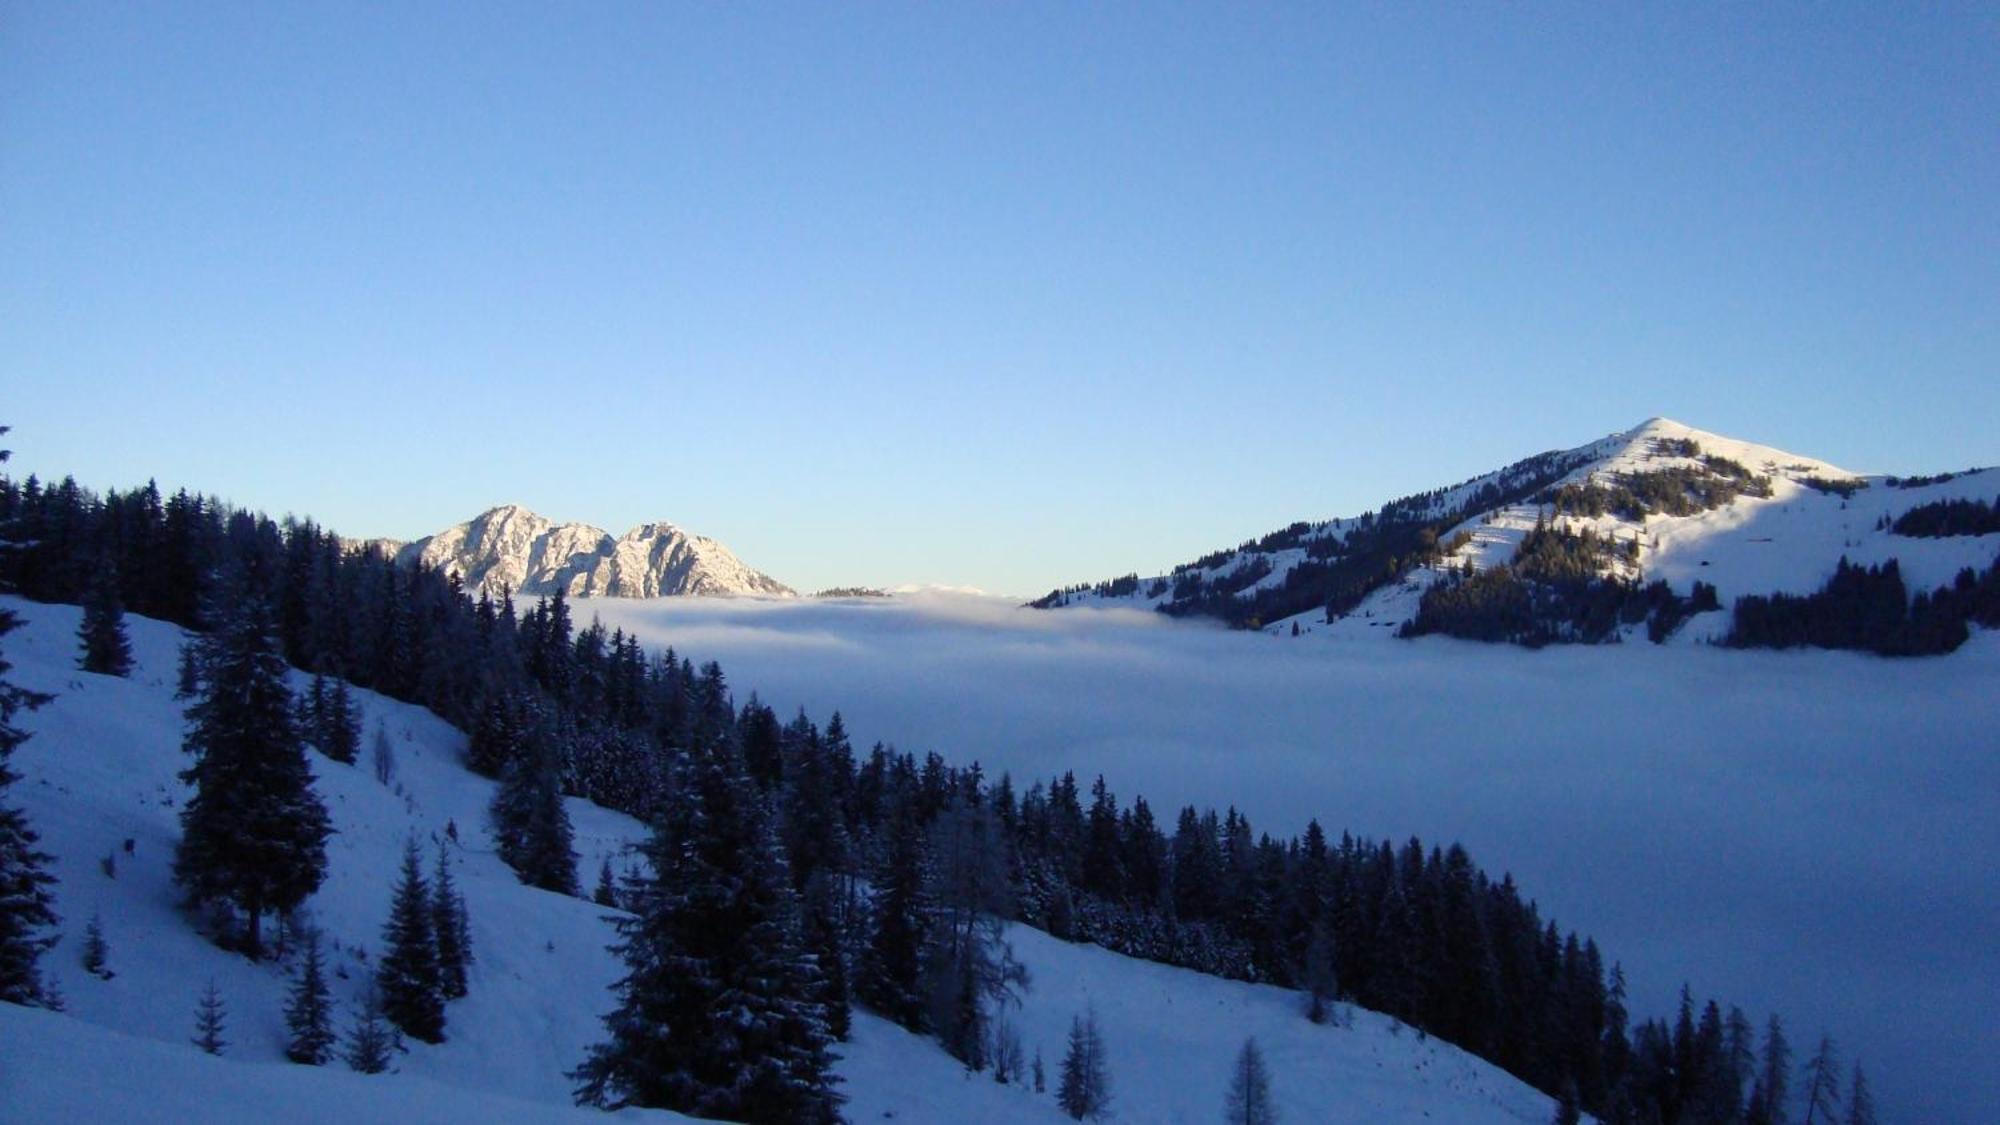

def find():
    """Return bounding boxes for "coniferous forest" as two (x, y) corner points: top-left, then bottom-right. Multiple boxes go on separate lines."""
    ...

(0, 469), (1868, 1122)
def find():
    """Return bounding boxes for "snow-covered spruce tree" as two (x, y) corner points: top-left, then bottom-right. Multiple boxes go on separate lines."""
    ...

(571, 724), (841, 1124)
(76, 561), (133, 677)
(0, 597), (58, 1006)
(193, 979), (227, 1054)
(431, 841), (470, 1000)
(284, 929), (336, 1065)
(173, 576), (331, 959)
(802, 874), (852, 1042)
(0, 432), (62, 1008)
(1224, 1036), (1277, 1125)
(376, 837), (445, 1043)
(491, 716), (577, 896)
(1057, 1008), (1112, 1121)
(344, 984), (396, 1074)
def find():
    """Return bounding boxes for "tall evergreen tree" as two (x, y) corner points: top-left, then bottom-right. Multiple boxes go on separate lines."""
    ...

(284, 930), (336, 1065)
(861, 805), (932, 1030)
(571, 737), (841, 1124)
(491, 718), (577, 896)
(319, 678), (361, 765)
(173, 577), (331, 959)
(1799, 1036), (1841, 1125)
(377, 837), (445, 1043)
(1760, 1015), (1793, 1125)
(802, 874), (853, 1042)
(1224, 1036), (1277, 1125)
(1057, 1008), (1112, 1121)
(1844, 1063), (1875, 1125)
(0, 597), (58, 1006)
(76, 561), (133, 677)
(431, 842), (471, 1000)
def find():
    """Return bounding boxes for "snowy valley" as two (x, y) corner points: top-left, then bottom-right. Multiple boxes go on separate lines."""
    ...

(0, 600), (1559, 1124)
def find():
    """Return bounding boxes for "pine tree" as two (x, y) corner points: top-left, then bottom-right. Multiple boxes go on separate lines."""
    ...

(173, 579), (332, 959)
(377, 837), (445, 1042)
(431, 842), (470, 1000)
(1799, 1036), (1841, 1125)
(593, 858), (618, 908)
(570, 736), (842, 1124)
(81, 911), (110, 979)
(861, 806), (932, 1030)
(321, 679), (360, 765)
(1057, 1008), (1112, 1120)
(803, 875), (852, 1042)
(193, 979), (227, 1054)
(491, 722), (577, 896)
(284, 930), (336, 1064)
(1224, 1036), (1277, 1125)
(1761, 1015), (1793, 1125)
(0, 598), (59, 1006)
(76, 562), (133, 677)
(1844, 1062), (1875, 1125)
(343, 985), (396, 1074)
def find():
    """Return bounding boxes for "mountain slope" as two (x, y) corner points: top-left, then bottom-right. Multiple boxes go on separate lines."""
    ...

(0, 599), (1559, 1124)
(1037, 417), (1999, 646)
(371, 505), (795, 599)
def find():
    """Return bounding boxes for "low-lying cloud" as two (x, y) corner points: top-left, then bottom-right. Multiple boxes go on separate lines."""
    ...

(588, 593), (2000, 1123)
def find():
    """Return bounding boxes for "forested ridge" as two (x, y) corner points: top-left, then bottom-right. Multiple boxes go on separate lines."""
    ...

(2, 468), (1865, 1123)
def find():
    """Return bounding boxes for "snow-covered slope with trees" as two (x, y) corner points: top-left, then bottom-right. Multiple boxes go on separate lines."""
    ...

(0, 599), (1560, 1124)
(1036, 418), (1999, 651)
(372, 505), (796, 599)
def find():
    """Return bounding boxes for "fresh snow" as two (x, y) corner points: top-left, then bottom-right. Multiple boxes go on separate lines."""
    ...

(0, 598), (1561, 1124)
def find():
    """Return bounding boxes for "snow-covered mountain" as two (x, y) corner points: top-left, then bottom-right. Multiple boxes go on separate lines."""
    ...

(368, 505), (796, 599)
(0, 599), (1561, 1124)
(1037, 416), (1999, 644)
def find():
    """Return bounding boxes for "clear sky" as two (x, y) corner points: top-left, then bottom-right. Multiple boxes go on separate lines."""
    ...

(4, 4), (1995, 596)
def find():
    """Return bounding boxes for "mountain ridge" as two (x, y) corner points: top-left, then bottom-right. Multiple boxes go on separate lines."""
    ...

(355, 504), (796, 599)
(1035, 417), (1998, 649)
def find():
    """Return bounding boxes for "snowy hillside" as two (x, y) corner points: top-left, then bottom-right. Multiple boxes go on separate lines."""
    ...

(367, 504), (796, 600)
(1037, 417), (1998, 646)
(0, 598), (1559, 1124)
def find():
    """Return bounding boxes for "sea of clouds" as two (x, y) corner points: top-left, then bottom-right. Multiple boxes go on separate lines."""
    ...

(588, 592), (1999, 1123)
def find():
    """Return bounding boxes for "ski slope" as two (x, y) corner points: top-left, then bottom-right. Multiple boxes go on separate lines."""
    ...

(0, 597), (1558, 1124)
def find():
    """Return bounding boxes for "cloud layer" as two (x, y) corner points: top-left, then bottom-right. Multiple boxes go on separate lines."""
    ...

(588, 593), (2000, 1123)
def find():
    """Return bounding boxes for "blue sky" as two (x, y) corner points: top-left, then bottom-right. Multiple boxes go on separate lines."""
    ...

(4, 4), (1995, 595)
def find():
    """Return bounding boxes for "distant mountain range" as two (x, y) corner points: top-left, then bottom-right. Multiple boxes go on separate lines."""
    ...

(354, 504), (795, 599)
(1036, 417), (1999, 651)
